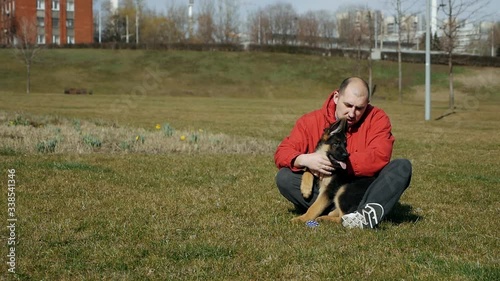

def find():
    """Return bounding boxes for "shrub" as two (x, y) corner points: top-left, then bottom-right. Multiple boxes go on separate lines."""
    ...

(36, 139), (58, 153)
(72, 119), (82, 132)
(83, 134), (102, 148)
(119, 141), (131, 151)
(0, 147), (17, 156)
(163, 123), (175, 137)
(11, 115), (30, 126)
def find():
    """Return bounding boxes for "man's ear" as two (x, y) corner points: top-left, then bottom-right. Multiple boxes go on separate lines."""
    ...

(333, 90), (340, 104)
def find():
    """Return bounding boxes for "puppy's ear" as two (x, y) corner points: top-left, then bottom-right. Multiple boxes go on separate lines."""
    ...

(340, 118), (348, 132)
(329, 118), (346, 135)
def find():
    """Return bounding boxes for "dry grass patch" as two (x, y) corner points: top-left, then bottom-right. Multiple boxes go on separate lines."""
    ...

(0, 111), (279, 155)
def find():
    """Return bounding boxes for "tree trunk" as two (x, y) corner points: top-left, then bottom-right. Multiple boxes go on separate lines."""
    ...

(448, 51), (454, 110)
(398, 40), (402, 103)
(368, 54), (373, 99)
(26, 62), (31, 94)
(397, 0), (402, 103)
(357, 37), (361, 75)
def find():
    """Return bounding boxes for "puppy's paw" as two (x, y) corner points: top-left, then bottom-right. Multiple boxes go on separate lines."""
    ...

(316, 215), (341, 223)
(300, 188), (312, 199)
(291, 215), (307, 223)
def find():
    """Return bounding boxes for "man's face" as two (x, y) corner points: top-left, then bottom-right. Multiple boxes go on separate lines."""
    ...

(333, 84), (369, 126)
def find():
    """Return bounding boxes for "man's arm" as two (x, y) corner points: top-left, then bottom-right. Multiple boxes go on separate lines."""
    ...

(274, 117), (334, 175)
(274, 119), (309, 172)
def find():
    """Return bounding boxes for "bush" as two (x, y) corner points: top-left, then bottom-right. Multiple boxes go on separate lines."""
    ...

(36, 139), (58, 153)
(82, 134), (102, 148)
(0, 147), (17, 156)
(162, 123), (175, 137)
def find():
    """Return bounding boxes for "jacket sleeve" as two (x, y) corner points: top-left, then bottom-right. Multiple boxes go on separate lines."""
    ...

(348, 111), (395, 177)
(274, 117), (312, 172)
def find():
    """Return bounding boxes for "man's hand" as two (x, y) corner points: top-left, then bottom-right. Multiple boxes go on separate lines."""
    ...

(294, 152), (334, 176)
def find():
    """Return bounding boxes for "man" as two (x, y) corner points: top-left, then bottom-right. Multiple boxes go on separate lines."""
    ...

(274, 76), (412, 229)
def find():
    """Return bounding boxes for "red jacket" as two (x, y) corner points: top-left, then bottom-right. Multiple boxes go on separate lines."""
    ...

(274, 91), (395, 177)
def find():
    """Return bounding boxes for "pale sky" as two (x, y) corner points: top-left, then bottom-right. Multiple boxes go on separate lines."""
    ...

(144, 0), (499, 21)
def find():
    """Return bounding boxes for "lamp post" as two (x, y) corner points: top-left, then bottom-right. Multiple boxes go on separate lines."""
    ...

(425, 0), (431, 121)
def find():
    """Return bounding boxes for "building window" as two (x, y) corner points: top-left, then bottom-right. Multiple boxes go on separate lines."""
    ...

(67, 1), (74, 12)
(52, 35), (60, 44)
(52, 18), (59, 28)
(37, 34), (45, 44)
(66, 19), (74, 28)
(37, 0), (45, 10)
(37, 17), (45, 27)
(52, 0), (59, 11)
(67, 36), (74, 44)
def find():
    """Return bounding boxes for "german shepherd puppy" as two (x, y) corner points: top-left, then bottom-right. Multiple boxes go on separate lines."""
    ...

(291, 118), (375, 223)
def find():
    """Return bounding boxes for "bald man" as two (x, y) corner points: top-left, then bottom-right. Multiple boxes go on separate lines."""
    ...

(274, 77), (412, 229)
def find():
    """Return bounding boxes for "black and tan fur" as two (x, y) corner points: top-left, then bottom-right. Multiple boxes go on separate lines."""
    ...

(291, 118), (375, 223)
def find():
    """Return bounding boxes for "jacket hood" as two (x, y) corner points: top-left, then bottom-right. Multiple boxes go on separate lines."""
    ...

(321, 90), (338, 124)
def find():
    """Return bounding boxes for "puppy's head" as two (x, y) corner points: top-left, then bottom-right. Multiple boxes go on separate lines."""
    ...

(322, 118), (349, 170)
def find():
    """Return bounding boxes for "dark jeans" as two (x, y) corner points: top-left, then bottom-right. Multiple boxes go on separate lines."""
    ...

(275, 159), (412, 218)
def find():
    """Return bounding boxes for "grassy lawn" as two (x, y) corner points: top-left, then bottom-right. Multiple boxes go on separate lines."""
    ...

(0, 49), (499, 280)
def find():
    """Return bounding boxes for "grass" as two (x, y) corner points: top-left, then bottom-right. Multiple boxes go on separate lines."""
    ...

(0, 49), (499, 280)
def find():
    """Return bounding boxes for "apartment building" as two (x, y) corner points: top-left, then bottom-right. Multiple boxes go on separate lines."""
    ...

(0, 0), (93, 45)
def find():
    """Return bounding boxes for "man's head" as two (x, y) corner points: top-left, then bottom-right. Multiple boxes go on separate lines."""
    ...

(333, 77), (370, 126)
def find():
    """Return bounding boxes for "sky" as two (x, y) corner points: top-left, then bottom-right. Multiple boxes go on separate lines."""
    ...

(144, 0), (500, 21)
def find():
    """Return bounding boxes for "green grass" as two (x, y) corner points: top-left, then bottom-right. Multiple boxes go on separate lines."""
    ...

(0, 49), (468, 99)
(0, 49), (499, 280)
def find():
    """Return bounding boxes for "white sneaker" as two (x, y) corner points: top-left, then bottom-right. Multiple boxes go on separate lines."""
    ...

(342, 203), (384, 229)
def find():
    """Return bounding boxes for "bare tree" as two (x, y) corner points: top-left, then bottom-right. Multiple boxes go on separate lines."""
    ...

(339, 7), (372, 74)
(213, 0), (241, 43)
(140, 10), (171, 46)
(260, 11), (273, 45)
(99, 0), (126, 43)
(13, 16), (43, 94)
(389, 0), (418, 103)
(297, 11), (320, 47)
(316, 10), (337, 48)
(336, 5), (366, 49)
(246, 9), (261, 44)
(196, 0), (216, 43)
(438, 0), (490, 111)
(268, 3), (297, 45)
(491, 22), (500, 56)
(165, 1), (189, 43)
(367, 11), (375, 99)
(117, 0), (144, 44)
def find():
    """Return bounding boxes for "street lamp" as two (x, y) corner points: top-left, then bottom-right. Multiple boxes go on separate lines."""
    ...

(425, 0), (432, 121)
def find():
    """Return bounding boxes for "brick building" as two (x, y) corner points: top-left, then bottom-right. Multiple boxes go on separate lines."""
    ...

(0, 0), (93, 45)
